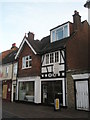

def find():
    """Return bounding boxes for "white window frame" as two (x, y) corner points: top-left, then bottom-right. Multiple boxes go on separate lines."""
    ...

(51, 23), (70, 43)
(43, 51), (60, 66)
(13, 63), (18, 76)
(6, 66), (9, 77)
(22, 55), (32, 69)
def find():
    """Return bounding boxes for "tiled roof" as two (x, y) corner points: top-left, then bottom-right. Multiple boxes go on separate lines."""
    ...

(41, 36), (69, 54)
(26, 37), (41, 54)
(26, 34), (73, 55)
(26, 35), (71, 55)
(2, 49), (18, 64)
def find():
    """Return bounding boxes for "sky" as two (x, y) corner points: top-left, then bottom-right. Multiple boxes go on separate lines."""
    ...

(0, 0), (88, 52)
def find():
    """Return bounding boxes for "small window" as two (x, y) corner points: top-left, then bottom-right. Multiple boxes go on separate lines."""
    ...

(22, 55), (32, 69)
(51, 23), (69, 42)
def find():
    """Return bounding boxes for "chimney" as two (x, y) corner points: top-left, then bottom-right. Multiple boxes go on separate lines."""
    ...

(28, 31), (34, 40)
(12, 43), (16, 47)
(11, 43), (17, 50)
(73, 10), (81, 31)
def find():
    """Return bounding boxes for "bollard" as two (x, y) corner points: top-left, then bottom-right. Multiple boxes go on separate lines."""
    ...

(54, 98), (60, 111)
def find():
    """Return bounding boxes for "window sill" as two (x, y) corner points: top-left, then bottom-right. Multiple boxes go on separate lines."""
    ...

(22, 67), (32, 70)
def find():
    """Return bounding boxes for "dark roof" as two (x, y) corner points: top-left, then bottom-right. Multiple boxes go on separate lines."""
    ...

(26, 35), (50, 54)
(50, 21), (72, 31)
(2, 49), (18, 64)
(26, 37), (41, 54)
(25, 33), (75, 55)
(41, 36), (69, 54)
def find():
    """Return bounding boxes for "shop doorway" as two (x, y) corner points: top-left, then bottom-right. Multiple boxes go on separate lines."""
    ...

(41, 81), (63, 105)
(75, 80), (89, 111)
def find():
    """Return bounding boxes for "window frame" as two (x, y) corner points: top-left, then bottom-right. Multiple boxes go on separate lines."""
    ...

(6, 66), (9, 77)
(51, 23), (69, 43)
(43, 51), (60, 66)
(22, 55), (32, 69)
(13, 63), (18, 76)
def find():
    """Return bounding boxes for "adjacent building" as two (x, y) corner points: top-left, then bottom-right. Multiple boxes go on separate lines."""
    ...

(1, 43), (18, 102)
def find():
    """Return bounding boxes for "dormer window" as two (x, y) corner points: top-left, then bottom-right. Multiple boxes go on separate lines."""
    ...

(51, 23), (70, 42)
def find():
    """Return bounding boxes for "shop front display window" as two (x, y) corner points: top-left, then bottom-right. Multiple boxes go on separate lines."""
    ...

(19, 81), (34, 102)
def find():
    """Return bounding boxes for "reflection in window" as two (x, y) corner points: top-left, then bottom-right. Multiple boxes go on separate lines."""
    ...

(51, 23), (69, 42)
(19, 82), (34, 102)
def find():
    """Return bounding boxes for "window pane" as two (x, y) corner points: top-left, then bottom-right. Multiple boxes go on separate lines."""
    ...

(29, 56), (32, 60)
(46, 54), (49, 64)
(29, 61), (32, 67)
(52, 31), (55, 42)
(22, 57), (26, 68)
(26, 56), (28, 60)
(26, 61), (28, 67)
(19, 82), (34, 102)
(56, 28), (63, 40)
(64, 25), (68, 37)
(50, 53), (54, 63)
(55, 52), (59, 63)
(13, 63), (17, 75)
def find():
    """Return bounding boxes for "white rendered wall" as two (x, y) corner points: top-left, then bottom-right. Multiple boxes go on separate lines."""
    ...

(34, 80), (41, 103)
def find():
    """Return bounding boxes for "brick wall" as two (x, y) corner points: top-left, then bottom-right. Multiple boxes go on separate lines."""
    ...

(66, 71), (75, 108)
(66, 21), (89, 71)
(18, 42), (41, 77)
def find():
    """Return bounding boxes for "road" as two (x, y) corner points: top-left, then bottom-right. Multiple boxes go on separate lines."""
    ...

(2, 100), (89, 118)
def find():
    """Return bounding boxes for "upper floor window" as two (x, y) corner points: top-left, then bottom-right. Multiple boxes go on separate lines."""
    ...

(22, 55), (32, 69)
(51, 23), (69, 42)
(13, 63), (17, 76)
(45, 51), (59, 65)
(55, 51), (59, 63)
(6, 66), (9, 77)
(50, 53), (54, 63)
(46, 54), (49, 64)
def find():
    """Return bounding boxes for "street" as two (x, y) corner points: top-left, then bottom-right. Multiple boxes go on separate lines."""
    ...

(2, 100), (90, 119)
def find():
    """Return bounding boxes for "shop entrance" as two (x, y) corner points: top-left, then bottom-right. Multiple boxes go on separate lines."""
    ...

(41, 81), (63, 105)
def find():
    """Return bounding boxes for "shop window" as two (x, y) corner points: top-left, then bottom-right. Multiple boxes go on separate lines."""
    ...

(19, 81), (34, 102)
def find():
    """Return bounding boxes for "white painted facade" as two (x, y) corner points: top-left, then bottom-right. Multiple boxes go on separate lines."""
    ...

(16, 76), (66, 106)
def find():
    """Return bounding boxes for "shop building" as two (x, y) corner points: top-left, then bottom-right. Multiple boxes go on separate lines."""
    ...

(15, 11), (90, 110)
(1, 44), (18, 102)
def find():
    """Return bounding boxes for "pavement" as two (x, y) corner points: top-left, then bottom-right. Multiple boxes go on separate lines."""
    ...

(2, 100), (90, 118)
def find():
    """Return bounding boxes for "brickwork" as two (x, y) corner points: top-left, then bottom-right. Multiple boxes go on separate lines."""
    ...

(66, 71), (75, 108)
(66, 21), (89, 71)
(18, 42), (41, 77)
